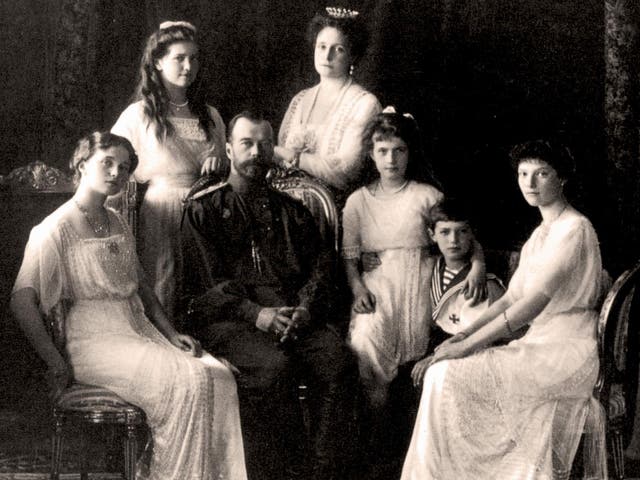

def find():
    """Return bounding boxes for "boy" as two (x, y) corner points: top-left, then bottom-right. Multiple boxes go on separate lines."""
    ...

(412, 198), (506, 385)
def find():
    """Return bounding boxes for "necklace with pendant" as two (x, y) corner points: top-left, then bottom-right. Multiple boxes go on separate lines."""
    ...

(73, 200), (119, 254)
(169, 99), (189, 113)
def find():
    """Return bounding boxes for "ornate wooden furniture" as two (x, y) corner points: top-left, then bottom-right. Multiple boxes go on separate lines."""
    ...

(1, 161), (143, 480)
(596, 262), (640, 479)
(267, 166), (339, 253)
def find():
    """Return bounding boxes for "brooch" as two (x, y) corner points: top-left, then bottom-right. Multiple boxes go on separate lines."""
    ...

(107, 241), (120, 255)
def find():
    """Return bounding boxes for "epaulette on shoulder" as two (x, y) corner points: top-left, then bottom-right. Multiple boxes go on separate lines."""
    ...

(185, 175), (228, 202)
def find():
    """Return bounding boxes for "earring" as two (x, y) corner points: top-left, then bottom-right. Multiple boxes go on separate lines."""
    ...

(349, 64), (354, 76)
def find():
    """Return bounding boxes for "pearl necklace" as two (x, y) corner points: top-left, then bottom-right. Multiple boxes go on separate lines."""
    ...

(73, 200), (119, 254)
(376, 180), (409, 196)
(169, 99), (189, 110)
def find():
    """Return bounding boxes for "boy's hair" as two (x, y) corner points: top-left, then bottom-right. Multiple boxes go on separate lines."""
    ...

(427, 198), (473, 231)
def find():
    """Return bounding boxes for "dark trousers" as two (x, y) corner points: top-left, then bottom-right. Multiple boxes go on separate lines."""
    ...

(198, 321), (356, 479)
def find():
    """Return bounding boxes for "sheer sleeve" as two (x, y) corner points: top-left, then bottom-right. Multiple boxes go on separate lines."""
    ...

(507, 215), (602, 306)
(12, 222), (67, 316)
(111, 103), (138, 145)
(341, 190), (362, 260)
(299, 93), (381, 188)
(278, 90), (305, 148)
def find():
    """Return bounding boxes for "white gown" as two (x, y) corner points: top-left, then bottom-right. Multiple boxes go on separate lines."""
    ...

(401, 208), (607, 480)
(13, 207), (247, 480)
(112, 101), (226, 319)
(279, 78), (381, 191)
(342, 181), (443, 385)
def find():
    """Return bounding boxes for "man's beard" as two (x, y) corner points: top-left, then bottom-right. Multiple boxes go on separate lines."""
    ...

(235, 157), (269, 182)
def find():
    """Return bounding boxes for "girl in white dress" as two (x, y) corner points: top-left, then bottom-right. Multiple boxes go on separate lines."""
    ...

(401, 140), (608, 480)
(10, 132), (247, 480)
(342, 110), (485, 448)
(112, 21), (226, 319)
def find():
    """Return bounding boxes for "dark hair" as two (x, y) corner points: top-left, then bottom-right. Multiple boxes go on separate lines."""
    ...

(362, 110), (439, 185)
(134, 22), (213, 142)
(427, 198), (473, 231)
(509, 139), (575, 180)
(70, 132), (138, 185)
(306, 11), (368, 65)
(227, 111), (274, 142)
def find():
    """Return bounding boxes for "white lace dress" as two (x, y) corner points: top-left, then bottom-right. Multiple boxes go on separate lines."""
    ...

(401, 209), (607, 480)
(13, 208), (247, 480)
(112, 102), (226, 318)
(278, 78), (381, 191)
(342, 181), (443, 386)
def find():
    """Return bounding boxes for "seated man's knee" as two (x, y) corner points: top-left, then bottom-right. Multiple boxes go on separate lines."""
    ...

(304, 328), (356, 384)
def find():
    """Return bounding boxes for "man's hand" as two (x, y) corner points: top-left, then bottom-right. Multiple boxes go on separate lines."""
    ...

(256, 307), (296, 336)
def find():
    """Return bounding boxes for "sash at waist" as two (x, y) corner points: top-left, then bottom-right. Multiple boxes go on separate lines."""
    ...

(148, 173), (198, 189)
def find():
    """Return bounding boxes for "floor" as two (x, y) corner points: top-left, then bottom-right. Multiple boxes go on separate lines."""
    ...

(2, 360), (640, 479)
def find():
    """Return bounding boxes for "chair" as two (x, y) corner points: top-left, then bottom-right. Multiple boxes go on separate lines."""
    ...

(0, 161), (144, 480)
(267, 166), (341, 434)
(267, 166), (339, 253)
(595, 262), (640, 479)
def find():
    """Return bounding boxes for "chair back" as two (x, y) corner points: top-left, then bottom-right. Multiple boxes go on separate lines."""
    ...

(267, 166), (339, 253)
(596, 262), (640, 445)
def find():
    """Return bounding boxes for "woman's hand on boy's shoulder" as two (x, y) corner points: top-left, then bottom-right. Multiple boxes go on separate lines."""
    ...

(463, 271), (487, 306)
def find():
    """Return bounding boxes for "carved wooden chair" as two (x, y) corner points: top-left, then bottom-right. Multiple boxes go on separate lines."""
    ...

(267, 166), (339, 253)
(1, 161), (143, 480)
(594, 261), (640, 479)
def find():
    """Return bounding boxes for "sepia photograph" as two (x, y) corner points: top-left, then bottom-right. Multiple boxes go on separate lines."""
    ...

(0, 1), (639, 479)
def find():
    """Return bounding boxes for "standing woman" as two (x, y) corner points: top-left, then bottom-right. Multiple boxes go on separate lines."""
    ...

(401, 140), (608, 480)
(11, 132), (246, 479)
(276, 7), (381, 196)
(112, 21), (226, 319)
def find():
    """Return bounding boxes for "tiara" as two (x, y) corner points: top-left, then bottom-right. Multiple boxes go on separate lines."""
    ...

(159, 21), (197, 32)
(325, 7), (359, 19)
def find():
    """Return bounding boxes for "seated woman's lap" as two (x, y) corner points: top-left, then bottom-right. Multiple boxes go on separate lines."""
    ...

(67, 332), (232, 420)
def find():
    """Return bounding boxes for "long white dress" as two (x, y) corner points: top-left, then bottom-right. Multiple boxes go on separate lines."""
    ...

(343, 181), (443, 386)
(13, 207), (247, 480)
(401, 208), (607, 480)
(112, 101), (226, 319)
(278, 77), (381, 192)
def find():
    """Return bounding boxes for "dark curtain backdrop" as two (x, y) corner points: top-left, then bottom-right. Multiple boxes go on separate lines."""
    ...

(1, 0), (638, 271)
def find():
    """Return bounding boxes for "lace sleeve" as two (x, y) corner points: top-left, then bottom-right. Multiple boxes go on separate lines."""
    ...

(12, 221), (67, 316)
(299, 92), (381, 189)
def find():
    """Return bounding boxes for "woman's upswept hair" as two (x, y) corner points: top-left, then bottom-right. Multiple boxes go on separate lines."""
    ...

(362, 109), (439, 186)
(509, 139), (576, 180)
(134, 22), (213, 142)
(307, 10), (368, 66)
(70, 131), (138, 185)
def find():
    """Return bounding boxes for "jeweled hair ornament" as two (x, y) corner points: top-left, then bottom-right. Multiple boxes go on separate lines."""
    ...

(159, 21), (196, 32)
(325, 7), (359, 19)
(382, 105), (415, 120)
